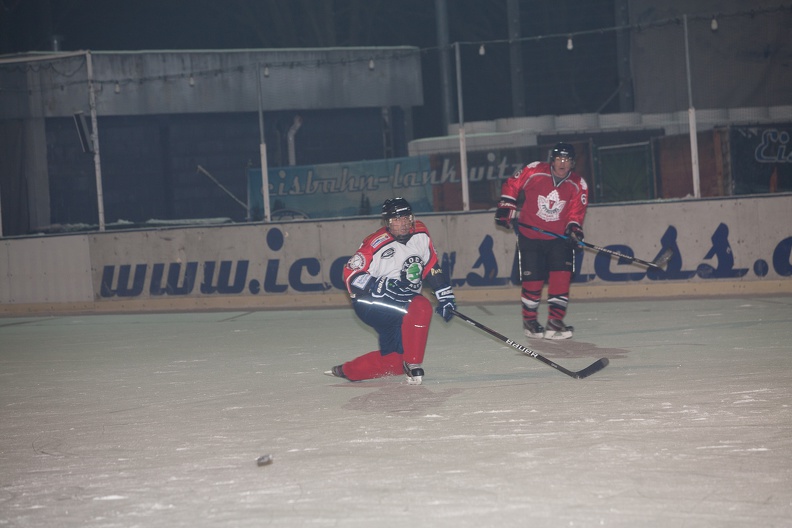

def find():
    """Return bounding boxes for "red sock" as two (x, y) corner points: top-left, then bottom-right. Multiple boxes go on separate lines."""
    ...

(547, 271), (571, 321)
(343, 350), (403, 381)
(402, 295), (432, 365)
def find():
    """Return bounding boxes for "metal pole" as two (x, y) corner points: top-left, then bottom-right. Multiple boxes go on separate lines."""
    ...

(435, 0), (453, 133)
(454, 42), (470, 212)
(85, 51), (106, 231)
(506, 0), (526, 117)
(615, 0), (634, 111)
(257, 64), (271, 222)
(683, 15), (701, 198)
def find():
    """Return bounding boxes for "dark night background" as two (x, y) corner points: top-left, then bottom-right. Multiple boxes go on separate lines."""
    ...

(0, 0), (620, 139)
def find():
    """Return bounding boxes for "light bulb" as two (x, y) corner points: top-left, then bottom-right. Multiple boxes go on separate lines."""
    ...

(479, 45), (485, 56)
(368, 58), (375, 70)
(114, 82), (120, 94)
(710, 17), (718, 31)
(188, 75), (195, 87)
(566, 37), (574, 51)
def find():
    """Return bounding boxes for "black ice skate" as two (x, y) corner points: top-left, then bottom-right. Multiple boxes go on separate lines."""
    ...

(523, 319), (545, 339)
(544, 319), (574, 340)
(403, 361), (424, 385)
(324, 365), (347, 379)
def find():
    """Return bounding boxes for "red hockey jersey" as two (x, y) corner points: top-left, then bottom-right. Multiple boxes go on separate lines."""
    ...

(500, 161), (589, 239)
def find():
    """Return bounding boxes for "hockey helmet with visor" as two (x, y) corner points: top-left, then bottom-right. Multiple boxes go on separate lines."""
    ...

(549, 142), (576, 163)
(382, 197), (415, 244)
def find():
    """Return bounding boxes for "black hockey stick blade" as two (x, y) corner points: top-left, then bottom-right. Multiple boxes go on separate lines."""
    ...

(450, 309), (609, 379)
(571, 357), (610, 379)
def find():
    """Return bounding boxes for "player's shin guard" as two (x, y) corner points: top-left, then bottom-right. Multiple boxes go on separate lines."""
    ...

(401, 295), (432, 366)
(521, 280), (543, 321)
(547, 271), (572, 321)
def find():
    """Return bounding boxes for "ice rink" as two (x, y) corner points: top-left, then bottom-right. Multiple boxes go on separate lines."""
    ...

(1, 295), (791, 527)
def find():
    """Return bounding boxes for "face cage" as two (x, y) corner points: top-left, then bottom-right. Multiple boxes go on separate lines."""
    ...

(551, 155), (576, 169)
(386, 215), (415, 242)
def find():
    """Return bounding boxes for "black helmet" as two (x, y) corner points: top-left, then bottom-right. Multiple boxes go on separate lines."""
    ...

(549, 142), (576, 162)
(382, 197), (415, 243)
(382, 197), (413, 221)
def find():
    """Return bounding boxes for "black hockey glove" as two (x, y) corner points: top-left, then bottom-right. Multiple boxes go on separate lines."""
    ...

(565, 223), (584, 249)
(495, 198), (517, 229)
(434, 285), (456, 322)
(370, 277), (416, 303)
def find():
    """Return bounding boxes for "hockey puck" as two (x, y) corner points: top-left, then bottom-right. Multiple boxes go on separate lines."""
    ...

(256, 454), (274, 466)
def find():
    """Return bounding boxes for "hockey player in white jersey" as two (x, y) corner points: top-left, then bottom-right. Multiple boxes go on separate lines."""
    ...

(325, 197), (456, 385)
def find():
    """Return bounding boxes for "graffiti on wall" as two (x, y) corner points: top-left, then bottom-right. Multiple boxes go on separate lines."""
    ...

(733, 125), (792, 194)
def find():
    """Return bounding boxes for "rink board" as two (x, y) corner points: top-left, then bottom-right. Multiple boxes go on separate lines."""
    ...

(1, 194), (791, 315)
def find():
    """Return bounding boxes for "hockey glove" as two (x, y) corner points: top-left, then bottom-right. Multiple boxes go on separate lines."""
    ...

(370, 277), (416, 303)
(495, 198), (517, 229)
(434, 285), (456, 322)
(565, 223), (585, 249)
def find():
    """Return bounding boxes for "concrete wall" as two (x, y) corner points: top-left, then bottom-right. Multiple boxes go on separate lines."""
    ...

(0, 48), (423, 119)
(629, 0), (792, 114)
(1, 194), (790, 316)
(411, 106), (792, 156)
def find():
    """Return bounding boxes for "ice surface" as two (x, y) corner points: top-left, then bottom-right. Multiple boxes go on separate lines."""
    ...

(1, 297), (791, 527)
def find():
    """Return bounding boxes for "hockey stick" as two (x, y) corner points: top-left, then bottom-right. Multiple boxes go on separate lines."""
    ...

(450, 309), (608, 379)
(518, 222), (673, 271)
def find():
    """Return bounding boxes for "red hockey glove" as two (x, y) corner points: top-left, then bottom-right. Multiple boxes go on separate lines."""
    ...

(495, 198), (517, 229)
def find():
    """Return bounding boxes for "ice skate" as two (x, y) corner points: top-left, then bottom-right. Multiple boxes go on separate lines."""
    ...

(523, 319), (545, 339)
(324, 365), (347, 379)
(544, 319), (573, 340)
(403, 361), (424, 385)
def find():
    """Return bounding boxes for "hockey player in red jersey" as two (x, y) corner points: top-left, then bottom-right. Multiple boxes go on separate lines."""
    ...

(495, 142), (588, 340)
(325, 197), (457, 385)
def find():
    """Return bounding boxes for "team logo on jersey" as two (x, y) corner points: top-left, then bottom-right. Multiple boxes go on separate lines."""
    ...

(536, 189), (566, 222)
(381, 248), (395, 259)
(402, 255), (424, 288)
(346, 252), (366, 271)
